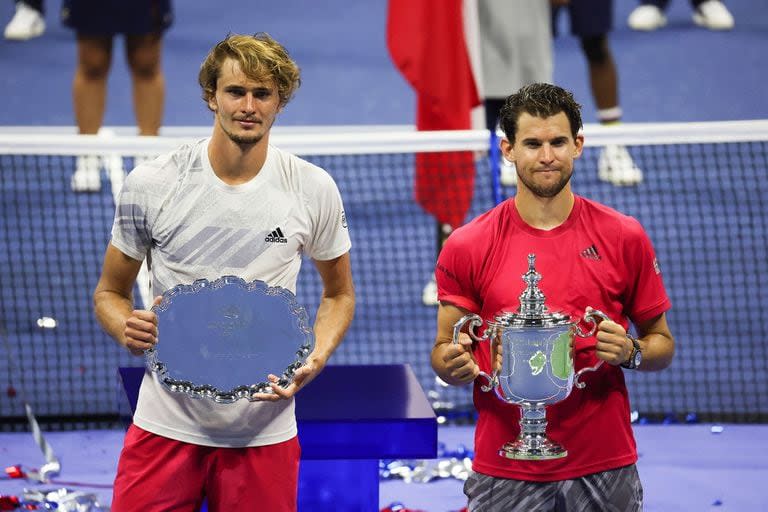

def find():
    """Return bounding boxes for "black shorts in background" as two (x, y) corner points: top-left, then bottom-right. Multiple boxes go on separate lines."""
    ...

(61, 0), (173, 36)
(552, 0), (613, 37)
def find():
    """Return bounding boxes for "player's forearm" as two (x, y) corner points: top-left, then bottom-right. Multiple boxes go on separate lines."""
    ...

(431, 345), (456, 384)
(93, 289), (134, 349)
(636, 332), (675, 372)
(311, 291), (355, 365)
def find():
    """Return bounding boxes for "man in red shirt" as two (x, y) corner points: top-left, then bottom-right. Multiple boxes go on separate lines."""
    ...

(431, 83), (675, 510)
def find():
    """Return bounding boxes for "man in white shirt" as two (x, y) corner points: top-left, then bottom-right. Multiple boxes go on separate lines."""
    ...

(93, 33), (355, 511)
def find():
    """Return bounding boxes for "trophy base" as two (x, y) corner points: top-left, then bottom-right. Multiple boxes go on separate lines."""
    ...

(499, 439), (567, 461)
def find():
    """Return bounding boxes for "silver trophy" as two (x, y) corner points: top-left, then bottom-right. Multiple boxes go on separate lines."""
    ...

(453, 254), (612, 460)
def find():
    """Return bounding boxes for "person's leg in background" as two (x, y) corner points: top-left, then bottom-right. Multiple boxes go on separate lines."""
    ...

(580, 33), (643, 185)
(122, 33), (166, 173)
(565, 0), (643, 186)
(4, 0), (45, 40)
(125, 33), (165, 136)
(124, 0), (171, 167)
(73, 35), (113, 135)
(71, 35), (113, 191)
(580, 35), (620, 124)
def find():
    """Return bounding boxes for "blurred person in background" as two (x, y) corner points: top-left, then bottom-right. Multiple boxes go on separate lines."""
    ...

(479, 0), (553, 189)
(63, 0), (172, 192)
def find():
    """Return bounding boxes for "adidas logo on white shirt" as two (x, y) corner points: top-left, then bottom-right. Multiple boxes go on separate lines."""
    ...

(265, 227), (288, 244)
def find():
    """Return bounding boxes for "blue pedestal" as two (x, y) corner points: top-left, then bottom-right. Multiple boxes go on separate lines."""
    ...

(118, 364), (437, 511)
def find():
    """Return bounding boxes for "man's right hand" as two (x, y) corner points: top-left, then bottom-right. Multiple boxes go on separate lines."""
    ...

(437, 332), (480, 385)
(123, 296), (161, 356)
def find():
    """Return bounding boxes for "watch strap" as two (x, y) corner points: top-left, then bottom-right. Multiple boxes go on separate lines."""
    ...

(620, 334), (641, 369)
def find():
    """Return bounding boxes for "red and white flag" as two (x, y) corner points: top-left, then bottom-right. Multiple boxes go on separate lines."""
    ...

(387, 0), (482, 229)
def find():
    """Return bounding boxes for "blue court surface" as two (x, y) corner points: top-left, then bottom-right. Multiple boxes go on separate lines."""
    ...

(1, 424), (766, 511)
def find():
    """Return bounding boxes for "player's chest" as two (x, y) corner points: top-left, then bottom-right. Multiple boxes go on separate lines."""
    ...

(479, 233), (625, 317)
(152, 191), (309, 262)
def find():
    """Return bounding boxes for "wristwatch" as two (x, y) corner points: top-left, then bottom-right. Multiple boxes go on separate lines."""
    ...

(620, 334), (642, 370)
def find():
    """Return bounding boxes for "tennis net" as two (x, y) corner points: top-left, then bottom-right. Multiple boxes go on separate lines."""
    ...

(0, 120), (766, 429)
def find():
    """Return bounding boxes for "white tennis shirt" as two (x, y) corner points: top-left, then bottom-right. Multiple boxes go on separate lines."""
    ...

(110, 138), (351, 447)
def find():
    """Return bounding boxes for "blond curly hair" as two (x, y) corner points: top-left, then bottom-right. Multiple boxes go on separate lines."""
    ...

(198, 33), (301, 109)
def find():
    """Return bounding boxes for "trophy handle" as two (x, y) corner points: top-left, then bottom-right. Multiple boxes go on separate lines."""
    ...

(453, 314), (499, 393)
(573, 308), (611, 389)
(574, 308), (610, 338)
(574, 360), (603, 389)
(478, 370), (498, 393)
(452, 314), (488, 344)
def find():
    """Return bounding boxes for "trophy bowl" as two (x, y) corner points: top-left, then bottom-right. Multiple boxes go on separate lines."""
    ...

(453, 254), (611, 460)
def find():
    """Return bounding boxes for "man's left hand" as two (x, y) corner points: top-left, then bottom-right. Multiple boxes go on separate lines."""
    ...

(252, 355), (325, 401)
(594, 317), (633, 366)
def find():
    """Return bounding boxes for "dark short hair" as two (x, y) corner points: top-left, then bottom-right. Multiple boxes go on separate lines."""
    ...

(198, 33), (301, 109)
(499, 83), (583, 144)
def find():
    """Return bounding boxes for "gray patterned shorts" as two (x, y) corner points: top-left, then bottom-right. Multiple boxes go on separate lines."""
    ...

(464, 464), (643, 511)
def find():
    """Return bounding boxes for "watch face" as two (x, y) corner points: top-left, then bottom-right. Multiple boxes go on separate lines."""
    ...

(633, 350), (642, 367)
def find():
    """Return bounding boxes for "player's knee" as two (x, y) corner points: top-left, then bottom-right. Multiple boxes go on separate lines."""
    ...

(580, 35), (609, 64)
(129, 60), (161, 80)
(78, 59), (110, 80)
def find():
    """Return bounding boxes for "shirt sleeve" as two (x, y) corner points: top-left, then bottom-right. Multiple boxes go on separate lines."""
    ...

(110, 170), (152, 261)
(435, 227), (482, 313)
(622, 218), (672, 323)
(305, 170), (351, 261)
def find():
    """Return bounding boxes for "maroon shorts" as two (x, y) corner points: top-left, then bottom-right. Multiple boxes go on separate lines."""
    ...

(111, 424), (300, 512)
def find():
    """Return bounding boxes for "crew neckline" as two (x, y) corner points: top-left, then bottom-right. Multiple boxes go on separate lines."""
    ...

(508, 195), (583, 238)
(201, 138), (273, 193)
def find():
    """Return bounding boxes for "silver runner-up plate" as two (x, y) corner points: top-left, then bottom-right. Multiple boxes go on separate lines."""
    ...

(145, 276), (314, 404)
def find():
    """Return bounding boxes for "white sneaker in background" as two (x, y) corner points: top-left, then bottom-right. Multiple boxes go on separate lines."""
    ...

(499, 158), (517, 187)
(105, 154), (126, 202)
(103, 153), (125, 193)
(597, 145), (644, 186)
(693, 0), (734, 30)
(4, 2), (45, 40)
(627, 5), (667, 31)
(422, 275), (438, 306)
(70, 155), (102, 192)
